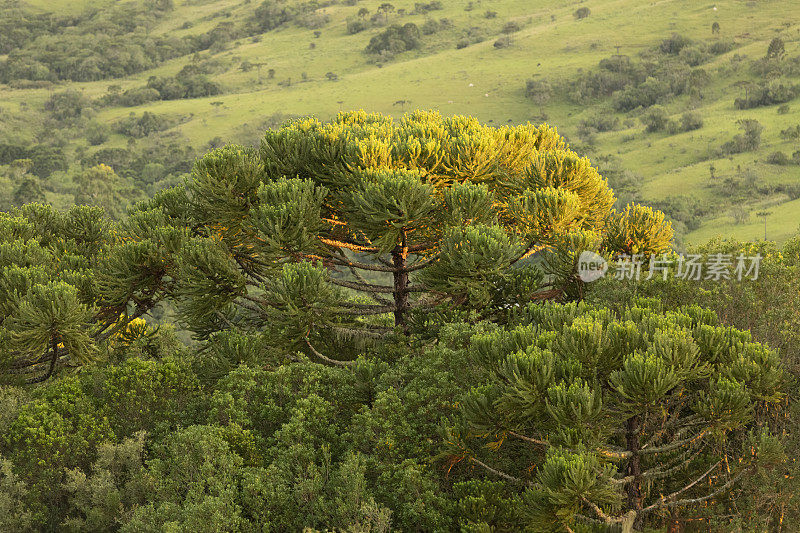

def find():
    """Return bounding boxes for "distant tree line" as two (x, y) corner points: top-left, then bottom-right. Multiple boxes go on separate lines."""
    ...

(0, 0), (336, 85)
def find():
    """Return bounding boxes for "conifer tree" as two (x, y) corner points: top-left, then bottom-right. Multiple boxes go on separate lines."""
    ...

(0, 204), (161, 383)
(448, 300), (787, 532)
(156, 111), (671, 363)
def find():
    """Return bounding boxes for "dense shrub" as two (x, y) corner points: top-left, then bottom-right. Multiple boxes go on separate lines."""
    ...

(640, 104), (670, 132)
(735, 79), (798, 109)
(573, 6), (590, 19)
(765, 151), (790, 165)
(114, 112), (174, 138)
(720, 119), (763, 154)
(365, 23), (421, 55)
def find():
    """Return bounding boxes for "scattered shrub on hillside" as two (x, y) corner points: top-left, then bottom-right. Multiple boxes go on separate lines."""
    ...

(678, 110), (703, 132)
(640, 105), (670, 132)
(720, 119), (763, 155)
(524, 78), (552, 105)
(579, 112), (620, 133)
(252, 0), (298, 32)
(421, 18), (439, 35)
(780, 124), (800, 140)
(650, 195), (706, 232)
(767, 37), (786, 60)
(573, 6), (590, 19)
(765, 151), (790, 165)
(346, 19), (367, 34)
(102, 87), (161, 107)
(365, 23), (420, 55)
(114, 112), (174, 139)
(147, 69), (222, 100)
(414, 1), (443, 14)
(735, 79), (798, 109)
(45, 90), (88, 122)
(660, 33), (692, 54)
(85, 121), (111, 146)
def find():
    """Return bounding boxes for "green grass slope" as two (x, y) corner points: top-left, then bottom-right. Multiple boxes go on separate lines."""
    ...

(1, 0), (799, 243)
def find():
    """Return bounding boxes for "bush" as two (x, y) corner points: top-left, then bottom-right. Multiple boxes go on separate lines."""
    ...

(612, 76), (672, 111)
(640, 105), (670, 132)
(115, 112), (173, 139)
(660, 33), (692, 54)
(421, 18), (439, 35)
(765, 151), (790, 165)
(85, 121), (111, 146)
(573, 6), (590, 19)
(346, 19), (366, 34)
(365, 23), (420, 55)
(735, 79), (798, 110)
(45, 90), (88, 121)
(413, 1), (443, 14)
(679, 111), (703, 131)
(524, 78), (551, 105)
(720, 119), (763, 154)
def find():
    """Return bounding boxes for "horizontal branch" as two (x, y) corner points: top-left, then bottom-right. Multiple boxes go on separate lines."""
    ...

(407, 254), (439, 272)
(329, 278), (426, 294)
(639, 429), (709, 456)
(308, 253), (399, 273)
(470, 457), (532, 486)
(507, 430), (631, 460)
(641, 460), (739, 513)
(332, 304), (397, 316)
(304, 337), (355, 367)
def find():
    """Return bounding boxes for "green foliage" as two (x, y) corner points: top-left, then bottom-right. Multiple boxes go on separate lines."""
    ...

(454, 301), (787, 529)
(61, 432), (152, 532)
(74, 164), (137, 219)
(365, 24), (421, 55)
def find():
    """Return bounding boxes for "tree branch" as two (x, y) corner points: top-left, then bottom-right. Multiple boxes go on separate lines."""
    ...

(304, 337), (355, 367)
(469, 457), (532, 486)
(641, 460), (739, 513)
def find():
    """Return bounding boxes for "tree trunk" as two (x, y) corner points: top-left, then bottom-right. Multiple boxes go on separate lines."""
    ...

(625, 415), (644, 530)
(391, 231), (409, 332)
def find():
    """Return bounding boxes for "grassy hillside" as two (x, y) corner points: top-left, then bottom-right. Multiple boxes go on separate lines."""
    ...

(1, 0), (799, 244)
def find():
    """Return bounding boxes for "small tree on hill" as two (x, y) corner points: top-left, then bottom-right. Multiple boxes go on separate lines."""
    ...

(136, 111), (672, 364)
(766, 37), (785, 60)
(574, 7), (590, 19)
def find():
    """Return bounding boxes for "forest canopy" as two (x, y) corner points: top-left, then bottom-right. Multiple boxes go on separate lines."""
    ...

(0, 111), (796, 532)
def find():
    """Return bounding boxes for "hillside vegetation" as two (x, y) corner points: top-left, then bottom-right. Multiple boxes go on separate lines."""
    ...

(0, 0), (798, 243)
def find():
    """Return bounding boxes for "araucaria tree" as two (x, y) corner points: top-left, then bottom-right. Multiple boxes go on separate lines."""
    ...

(0, 204), (155, 383)
(160, 111), (670, 363)
(449, 300), (786, 531)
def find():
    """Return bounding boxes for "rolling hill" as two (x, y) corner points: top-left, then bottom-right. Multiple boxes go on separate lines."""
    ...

(1, 0), (799, 244)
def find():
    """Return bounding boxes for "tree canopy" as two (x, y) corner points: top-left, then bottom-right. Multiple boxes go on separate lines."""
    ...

(144, 110), (672, 363)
